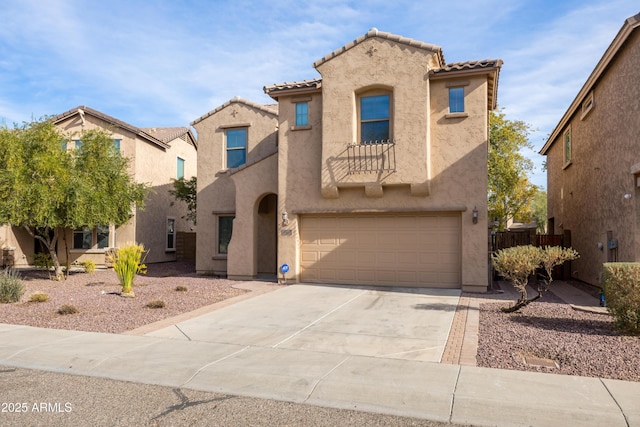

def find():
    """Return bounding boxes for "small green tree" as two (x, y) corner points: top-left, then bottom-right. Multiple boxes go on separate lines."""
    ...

(531, 189), (548, 233)
(488, 110), (538, 231)
(493, 245), (578, 312)
(169, 176), (197, 225)
(0, 119), (149, 280)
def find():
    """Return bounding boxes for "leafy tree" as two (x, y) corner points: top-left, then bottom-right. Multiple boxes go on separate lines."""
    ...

(169, 176), (197, 225)
(488, 110), (538, 231)
(0, 119), (148, 280)
(531, 189), (548, 233)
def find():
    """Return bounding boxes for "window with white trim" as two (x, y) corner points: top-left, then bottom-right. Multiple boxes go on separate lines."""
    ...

(581, 91), (594, 120)
(563, 128), (572, 167)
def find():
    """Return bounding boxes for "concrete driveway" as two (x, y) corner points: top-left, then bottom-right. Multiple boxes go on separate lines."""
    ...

(147, 284), (460, 363)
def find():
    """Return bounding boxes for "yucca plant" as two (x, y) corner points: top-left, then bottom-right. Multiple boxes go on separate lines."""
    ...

(0, 268), (25, 303)
(107, 243), (147, 297)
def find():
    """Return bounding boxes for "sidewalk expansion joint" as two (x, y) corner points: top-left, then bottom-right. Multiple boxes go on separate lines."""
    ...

(303, 355), (352, 403)
(179, 345), (251, 388)
(4, 330), (91, 361)
(600, 378), (631, 427)
(175, 325), (192, 341)
(448, 365), (463, 424)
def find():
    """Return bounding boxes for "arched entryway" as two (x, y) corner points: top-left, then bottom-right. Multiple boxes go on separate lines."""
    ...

(256, 193), (277, 277)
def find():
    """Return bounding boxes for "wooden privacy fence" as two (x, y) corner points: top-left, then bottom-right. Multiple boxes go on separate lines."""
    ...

(491, 231), (564, 253)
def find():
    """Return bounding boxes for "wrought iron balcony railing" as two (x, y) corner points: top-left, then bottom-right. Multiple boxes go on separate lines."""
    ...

(346, 140), (397, 174)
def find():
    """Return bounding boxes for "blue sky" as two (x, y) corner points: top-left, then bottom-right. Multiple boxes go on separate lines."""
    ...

(0, 1), (637, 189)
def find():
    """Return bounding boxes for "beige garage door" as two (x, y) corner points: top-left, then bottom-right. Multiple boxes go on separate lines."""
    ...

(300, 213), (461, 288)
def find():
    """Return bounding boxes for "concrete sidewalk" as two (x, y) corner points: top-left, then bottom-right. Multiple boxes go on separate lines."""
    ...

(1, 283), (639, 426)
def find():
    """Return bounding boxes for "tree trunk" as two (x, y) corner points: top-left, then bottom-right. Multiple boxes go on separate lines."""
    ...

(48, 246), (64, 281)
(27, 226), (65, 281)
(502, 278), (549, 313)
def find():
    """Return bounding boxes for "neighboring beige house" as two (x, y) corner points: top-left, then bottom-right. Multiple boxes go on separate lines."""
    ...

(193, 29), (502, 292)
(540, 13), (640, 286)
(1, 106), (197, 267)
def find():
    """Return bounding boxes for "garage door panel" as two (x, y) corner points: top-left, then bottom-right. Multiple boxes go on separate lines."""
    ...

(300, 214), (461, 288)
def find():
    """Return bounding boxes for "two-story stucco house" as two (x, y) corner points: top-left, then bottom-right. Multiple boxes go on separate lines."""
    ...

(540, 14), (640, 287)
(1, 106), (197, 267)
(193, 29), (501, 292)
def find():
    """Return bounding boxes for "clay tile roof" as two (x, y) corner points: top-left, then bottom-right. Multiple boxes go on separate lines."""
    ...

(191, 96), (278, 126)
(430, 59), (503, 74)
(51, 106), (170, 150)
(430, 59), (503, 110)
(263, 78), (323, 96)
(312, 28), (445, 68)
(140, 126), (197, 149)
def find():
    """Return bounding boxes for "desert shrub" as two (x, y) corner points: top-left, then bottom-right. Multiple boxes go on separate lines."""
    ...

(175, 285), (188, 292)
(145, 300), (166, 309)
(29, 291), (49, 302)
(57, 304), (79, 315)
(0, 268), (25, 303)
(493, 245), (544, 290)
(33, 253), (53, 270)
(603, 263), (640, 334)
(81, 260), (96, 274)
(493, 245), (578, 312)
(107, 243), (147, 296)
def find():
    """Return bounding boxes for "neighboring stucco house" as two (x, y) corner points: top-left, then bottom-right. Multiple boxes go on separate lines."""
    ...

(193, 29), (502, 292)
(540, 13), (640, 286)
(1, 106), (197, 267)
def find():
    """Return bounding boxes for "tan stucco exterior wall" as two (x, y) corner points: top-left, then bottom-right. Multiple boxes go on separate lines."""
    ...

(194, 100), (278, 275)
(546, 29), (640, 286)
(194, 34), (496, 291)
(1, 112), (197, 268)
(274, 38), (490, 291)
(133, 132), (197, 263)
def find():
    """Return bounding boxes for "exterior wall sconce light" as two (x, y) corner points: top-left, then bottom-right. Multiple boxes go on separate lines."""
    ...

(472, 207), (478, 224)
(281, 211), (289, 226)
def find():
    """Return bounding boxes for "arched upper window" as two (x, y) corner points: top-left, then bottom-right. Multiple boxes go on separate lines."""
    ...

(357, 89), (392, 144)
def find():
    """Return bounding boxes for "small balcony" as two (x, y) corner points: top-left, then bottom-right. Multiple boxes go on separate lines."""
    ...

(346, 140), (397, 174)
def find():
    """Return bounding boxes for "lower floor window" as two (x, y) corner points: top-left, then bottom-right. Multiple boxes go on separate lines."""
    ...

(73, 226), (110, 249)
(218, 215), (234, 255)
(167, 218), (176, 251)
(73, 227), (92, 249)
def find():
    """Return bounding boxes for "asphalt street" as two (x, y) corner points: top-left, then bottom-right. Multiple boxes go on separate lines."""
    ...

(0, 365), (471, 427)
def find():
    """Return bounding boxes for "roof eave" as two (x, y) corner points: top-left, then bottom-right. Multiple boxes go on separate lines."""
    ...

(51, 106), (170, 150)
(191, 97), (278, 126)
(264, 84), (322, 100)
(312, 28), (445, 69)
(541, 13), (640, 155)
(430, 63), (502, 110)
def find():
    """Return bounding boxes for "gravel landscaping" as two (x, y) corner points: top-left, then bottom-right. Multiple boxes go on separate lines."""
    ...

(0, 262), (253, 334)
(476, 285), (640, 382)
(1, 263), (639, 382)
